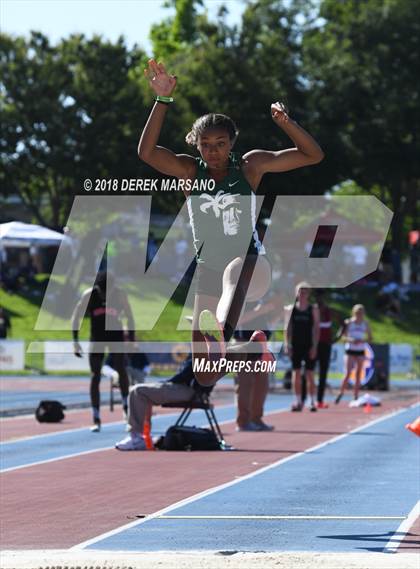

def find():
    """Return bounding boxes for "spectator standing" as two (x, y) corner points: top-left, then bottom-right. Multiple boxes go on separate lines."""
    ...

(0, 306), (11, 339)
(409, 239), (419, 284)
(335, 304), (373, 404)
(71, 271), (135, 432)
(313, 290), (341, 409)
(284, 282), (320, 412)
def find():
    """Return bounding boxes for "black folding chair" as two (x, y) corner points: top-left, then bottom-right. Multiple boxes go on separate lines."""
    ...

(162, 390), (229, 450)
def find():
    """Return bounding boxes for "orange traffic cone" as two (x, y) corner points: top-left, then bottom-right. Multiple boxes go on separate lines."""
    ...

(143, 421), (155, 450)
(364, 402), (372, 414)
(405, 417), (420, 437)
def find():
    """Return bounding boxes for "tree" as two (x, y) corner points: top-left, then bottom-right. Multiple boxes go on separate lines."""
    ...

(303, 0), (420, 250)
(1, 32), (149, 228)
(1, 32), (76, 226)
(149, 0), (205, 59)
(148, 0), (326, 203)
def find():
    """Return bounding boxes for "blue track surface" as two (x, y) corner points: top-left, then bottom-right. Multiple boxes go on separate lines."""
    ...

(0, 390), (91, 411)
(85, 405), (419, 553)
(0, 376), (90, 412)
(1, 393), (292, 470)
(2, 376), (418, 413)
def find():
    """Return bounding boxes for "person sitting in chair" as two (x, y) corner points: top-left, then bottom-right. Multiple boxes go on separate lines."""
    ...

(115, 355), (212, 451)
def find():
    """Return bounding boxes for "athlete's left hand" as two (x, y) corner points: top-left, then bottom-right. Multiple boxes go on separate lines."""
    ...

(271, 102), (289, 125)
(144, 59), (177, 97)
(73, 341), (83, 358)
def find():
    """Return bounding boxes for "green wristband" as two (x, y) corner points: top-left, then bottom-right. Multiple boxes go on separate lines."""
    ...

(156, 95), (174, 104)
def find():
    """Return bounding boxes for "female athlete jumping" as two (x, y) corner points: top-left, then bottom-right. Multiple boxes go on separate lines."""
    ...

(139, 59), (324, 386)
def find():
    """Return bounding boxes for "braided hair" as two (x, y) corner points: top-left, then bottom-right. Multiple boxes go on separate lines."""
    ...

(185, 113), (239, 147)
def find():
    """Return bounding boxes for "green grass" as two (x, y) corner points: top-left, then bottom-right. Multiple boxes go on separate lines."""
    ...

(328, 287), (420, 345)
(0, 274), (191, 372)
(1, 276), (419, 374)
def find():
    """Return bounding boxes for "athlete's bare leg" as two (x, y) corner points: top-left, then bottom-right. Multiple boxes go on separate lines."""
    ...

(354, 357), (364, 400)
(192, 256), (272, 386)
(306, 369), (316, 406)
(292, 368), (302, 404)
(336, 354), (356, 403)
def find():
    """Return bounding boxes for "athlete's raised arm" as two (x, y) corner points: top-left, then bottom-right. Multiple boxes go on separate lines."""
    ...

(138, 60), (195, 179)
(243, 102), (324, 180)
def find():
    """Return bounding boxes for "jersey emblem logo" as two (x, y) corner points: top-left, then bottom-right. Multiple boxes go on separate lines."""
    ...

(199, 190), (242, 235)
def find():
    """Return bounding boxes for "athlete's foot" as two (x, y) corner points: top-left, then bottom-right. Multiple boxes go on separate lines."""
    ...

(91, 418), (101, 432)
(335, 393), (343, 405)
(317, 401), (329, 409)
(199, 309), (226, 361)
(291, 402), (303, 412)
(310, 404), (317, 412)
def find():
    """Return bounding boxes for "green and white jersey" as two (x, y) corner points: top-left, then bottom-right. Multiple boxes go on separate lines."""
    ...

(186, 153), (264, 270)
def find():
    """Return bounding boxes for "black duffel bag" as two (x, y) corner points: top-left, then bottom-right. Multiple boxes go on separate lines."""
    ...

(35, 400), (66, 423)
(157, 425), (221, 451)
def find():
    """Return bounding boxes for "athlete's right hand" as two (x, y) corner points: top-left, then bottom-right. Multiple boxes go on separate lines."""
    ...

(144, 59), (177, 97)
(73, 341), (83, 358)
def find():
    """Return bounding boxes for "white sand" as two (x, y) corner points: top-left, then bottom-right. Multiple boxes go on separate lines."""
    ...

(1, 550), (418, 569)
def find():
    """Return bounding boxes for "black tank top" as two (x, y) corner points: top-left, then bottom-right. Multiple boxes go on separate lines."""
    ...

(87, 287), (125, 341)
(291, 304), (314, 347)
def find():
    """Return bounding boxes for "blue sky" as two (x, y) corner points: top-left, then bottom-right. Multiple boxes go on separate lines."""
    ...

(1, 0), (245, 53)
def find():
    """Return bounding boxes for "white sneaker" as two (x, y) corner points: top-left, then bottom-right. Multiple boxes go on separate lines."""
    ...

(115, 433), (146, 451)
(91, 419), (101, 433)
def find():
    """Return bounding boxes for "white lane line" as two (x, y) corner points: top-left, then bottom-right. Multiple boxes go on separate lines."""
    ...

(156, 515), (405, 520)
(0, 404), (106, 422)
(384, 500), (420, 553)
(0, 420), (125, 445)
(71, 403), (419, 551)
(0, 400), (238, 445)
(0, 404), (285, 473)
(0, 446), (115, 473)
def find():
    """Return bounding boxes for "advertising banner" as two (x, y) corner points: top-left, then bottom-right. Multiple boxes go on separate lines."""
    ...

(0, 340), (25, 371)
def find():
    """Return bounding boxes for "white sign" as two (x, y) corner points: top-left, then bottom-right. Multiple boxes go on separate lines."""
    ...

(328, 344), (345, 373)
(38, 341), (414, 374)
(390, 344), (413, 374)
(275, 343), (413, 375)
(44, 341), (90, 372)
(0, 340), (25, 371)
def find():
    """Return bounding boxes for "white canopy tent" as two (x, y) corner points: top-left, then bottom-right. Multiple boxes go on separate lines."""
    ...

(0, 222), (71, 272)
(0, 222), (66, 248)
